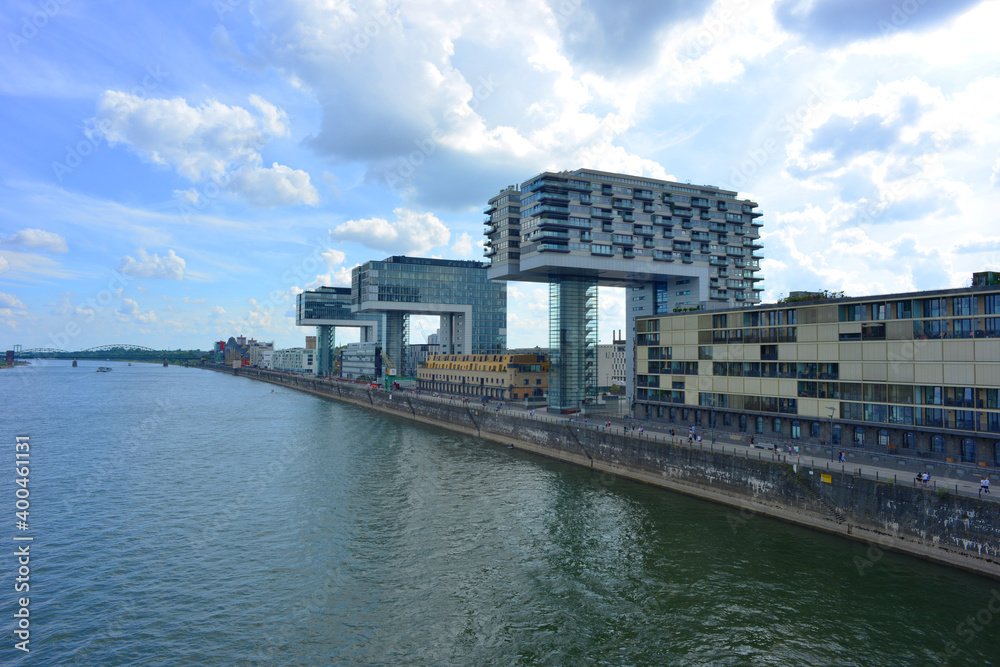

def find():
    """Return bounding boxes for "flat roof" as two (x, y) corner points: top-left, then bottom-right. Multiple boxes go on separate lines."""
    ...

(638, 283), (1000, 320)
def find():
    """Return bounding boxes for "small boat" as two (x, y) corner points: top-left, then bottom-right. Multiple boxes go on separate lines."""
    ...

(96, 366), (113, 373)
(128, 362), (132, 366)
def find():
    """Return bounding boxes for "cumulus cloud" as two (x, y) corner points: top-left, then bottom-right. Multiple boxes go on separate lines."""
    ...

(0, 291), (26, 309)
(119, 248), (187, 280)
(0, 256), (8, 274)
(2, 228), (69, 253)
(329, 208), (450, 255)
(117, 298), (157, 323)
(91, 92), (318, 208)
(449, 232), (483, 259)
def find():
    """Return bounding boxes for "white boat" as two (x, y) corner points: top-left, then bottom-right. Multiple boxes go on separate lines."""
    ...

(96, 366), (113, 373)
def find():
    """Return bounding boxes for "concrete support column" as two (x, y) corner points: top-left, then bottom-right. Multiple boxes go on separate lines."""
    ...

(548, 276), (598, 412)
(315, 325), (335, 377)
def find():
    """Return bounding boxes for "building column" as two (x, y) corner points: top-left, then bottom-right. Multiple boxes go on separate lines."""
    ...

(382, 311), (409, 377)
(548, 276), (598, 412)
(315, 325), (335, 377)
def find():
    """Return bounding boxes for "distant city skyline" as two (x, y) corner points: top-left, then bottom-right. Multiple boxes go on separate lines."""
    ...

(3, 0), (999, 351)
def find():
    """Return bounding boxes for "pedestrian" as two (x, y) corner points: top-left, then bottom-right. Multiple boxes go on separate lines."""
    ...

(750, 436), (755, 445)
(794, 445), (799, 456)
(697, 434), (702, 443)
(838, 451), (845, 463)
(922, 472), (931, 487)
(981, 477), (991, 496)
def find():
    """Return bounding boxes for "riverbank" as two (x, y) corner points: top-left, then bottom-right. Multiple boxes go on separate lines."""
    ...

(211, 366), (1000, 581)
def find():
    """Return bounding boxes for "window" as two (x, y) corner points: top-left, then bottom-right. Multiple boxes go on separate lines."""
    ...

(699, 346), (713, 360)
(961, 439), (976, 463)
(755, 417), (764, 434)
(931, 435), (945, 453)
(810, 422), (821, 438)
(854, 427), (866, 447)
(682, 409), (690, 421)
(878, 429), (890, 447)
(739, 415), (747, 432)
(723, 413), (731, 427)
(791, 421), (801, 439)
(773, 418), (782, 434)
(903, 432), (915, 448)
(832, 425), (842, 445)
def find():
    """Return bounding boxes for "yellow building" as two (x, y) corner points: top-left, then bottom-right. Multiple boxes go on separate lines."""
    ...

(634, 284), (1000, 464)
(418, 353), (548, 400)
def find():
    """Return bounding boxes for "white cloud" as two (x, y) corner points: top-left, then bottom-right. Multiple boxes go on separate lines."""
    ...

(92, 92), (318, 208)
(322, 248), (346, 268)
(2, 228), (69, 253)
(329, 208), (450, 254)
(0, 291), (26, 309)
(227, 163), (320, 208)
(0, 256), (8, 274)
(117, 298), (156, 323)
(119, 249), (187, 280)
(449, 232), (483, 259)
(183, 296), (206, 304)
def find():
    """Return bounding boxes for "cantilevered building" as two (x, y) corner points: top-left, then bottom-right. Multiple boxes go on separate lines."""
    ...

(298, 257), (506, 378)
(485, 168), (763, 412)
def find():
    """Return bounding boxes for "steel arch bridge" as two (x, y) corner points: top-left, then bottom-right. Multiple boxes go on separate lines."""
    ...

(81, 344), (157, 352)
(14, 344), (158, 356)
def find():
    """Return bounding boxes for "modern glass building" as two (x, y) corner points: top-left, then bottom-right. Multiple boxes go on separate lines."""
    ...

(352, 256), (506, 375)
(295, 286), (383, 376)
(485, 168), (762, 412)
(634, 283), (1000, 465)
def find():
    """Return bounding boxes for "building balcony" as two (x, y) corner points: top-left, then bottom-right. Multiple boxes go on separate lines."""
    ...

(674, 207), (693, 218)
(727, 247), (746, 256)
(613, 198), (635, 209)
(591, 245), (614, 256)
(692, 197), (711, 208)
(529, 178), (570, 192)
(681, 221), (694, 230)
(643, 239), (656, 248)
(642, 204), (655, 213)
(653, 216), (673, 226)
(484, 247), (496, 257)
(709, 222), (728, 233)
(634, 225), (655, 236)
(484, 205), (496, 215)
(591, 208), (613, 219)
(538, 191), (570, 203)
(566, 179), (591, 191)
(633, 189), (655, 200)
(691, 231), (711, 242)
(710, 290), (729, 300)
(661, 230), (674, 239)
(709, 257), (728, 267)
(579, 194), (592, 204)
(672, 241), (693, 251)
(682, 254), (694, 264)
(538, 242), (570, 253)
(653, 250), (674, 262)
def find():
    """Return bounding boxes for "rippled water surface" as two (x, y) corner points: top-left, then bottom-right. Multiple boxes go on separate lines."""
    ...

(1, 360), (998, 666)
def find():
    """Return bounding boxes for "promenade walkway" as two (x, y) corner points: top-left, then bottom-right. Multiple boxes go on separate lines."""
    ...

(406, 390), (998, 505)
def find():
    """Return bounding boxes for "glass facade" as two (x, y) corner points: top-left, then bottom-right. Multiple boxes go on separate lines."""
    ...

(548, 276), (598, 411)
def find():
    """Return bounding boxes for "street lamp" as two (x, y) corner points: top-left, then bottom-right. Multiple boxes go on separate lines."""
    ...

(827, 406), (836, 461)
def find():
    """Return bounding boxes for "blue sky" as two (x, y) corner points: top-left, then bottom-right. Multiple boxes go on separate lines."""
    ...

(2, 0), (998, 351)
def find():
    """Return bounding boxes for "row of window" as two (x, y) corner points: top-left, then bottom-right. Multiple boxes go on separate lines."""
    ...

(711, 361), (839, 379)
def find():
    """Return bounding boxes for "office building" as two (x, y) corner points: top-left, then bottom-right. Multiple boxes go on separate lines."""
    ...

(486, 168), (762, 412)
(598, 333), (627, 393)
(352, 256), (506, 375)
(340, 342), (380, 380)
(296, 286), (383, 377)
(272, 347), (315, 374)
(417, 353), (548, 400)
(633, 283), (1000, 464)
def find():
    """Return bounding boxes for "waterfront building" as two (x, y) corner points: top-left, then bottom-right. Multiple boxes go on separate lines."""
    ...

(633, 283), (1000, 464)
(248, 341), (274, 368)
(340, 342), (380, 380)
(296, 286), (383, 377)
(598, 333), (628, 393)
(417, 353), (548, 400)
(408, 342), (440, 371)
(272, 347), (315, 374)
(351, 256), (506, 375)
(486, 168), (762, 412)
(297, 258), (506, 379)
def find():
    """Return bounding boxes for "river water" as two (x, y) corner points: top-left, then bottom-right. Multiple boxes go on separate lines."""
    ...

(1, 360), (997, 666)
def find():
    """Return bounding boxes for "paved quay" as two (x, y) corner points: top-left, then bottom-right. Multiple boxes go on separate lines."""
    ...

(404, 389), (999, 504)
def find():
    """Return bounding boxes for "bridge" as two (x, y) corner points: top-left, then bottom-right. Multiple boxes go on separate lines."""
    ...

(13, 344), (159, 356)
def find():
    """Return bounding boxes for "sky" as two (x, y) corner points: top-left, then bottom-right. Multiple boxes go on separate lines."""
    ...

(2, 0), (999, 352)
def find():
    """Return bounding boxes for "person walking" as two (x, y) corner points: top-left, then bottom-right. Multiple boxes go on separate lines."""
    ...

(981, 477), (991, 497)
(838, 451), (846, 463)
